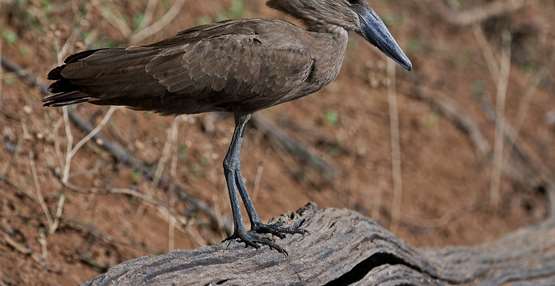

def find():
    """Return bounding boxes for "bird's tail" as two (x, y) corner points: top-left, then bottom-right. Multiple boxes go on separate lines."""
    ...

(43, 49), (105, 107)
(43, 47), (158, 107)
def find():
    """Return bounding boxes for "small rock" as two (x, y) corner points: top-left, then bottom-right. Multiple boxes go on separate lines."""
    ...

(135, 141), (145, 150)
(23, 105), (32, 114)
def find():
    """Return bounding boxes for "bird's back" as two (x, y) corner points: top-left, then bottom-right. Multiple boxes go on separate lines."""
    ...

(45, 19), (318, 115)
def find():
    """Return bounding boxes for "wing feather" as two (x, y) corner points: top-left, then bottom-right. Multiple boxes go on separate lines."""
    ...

(45, 19), (313, 114)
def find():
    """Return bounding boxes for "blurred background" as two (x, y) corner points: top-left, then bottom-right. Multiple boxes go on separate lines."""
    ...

(0, 0), (554, 284)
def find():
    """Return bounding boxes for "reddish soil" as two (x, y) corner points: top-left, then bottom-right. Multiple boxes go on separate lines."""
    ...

(1, 1), (554, 285)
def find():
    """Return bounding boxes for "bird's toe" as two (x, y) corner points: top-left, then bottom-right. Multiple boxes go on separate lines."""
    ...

(225, 231), (287, 255)
(251, 222), (307, 239)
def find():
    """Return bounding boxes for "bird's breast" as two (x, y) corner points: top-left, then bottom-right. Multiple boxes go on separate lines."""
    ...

(277, 28), (349, 104)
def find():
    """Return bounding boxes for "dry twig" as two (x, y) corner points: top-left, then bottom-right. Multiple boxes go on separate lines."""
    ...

(94, 0), (132, 37)
(386, 60), (403, 230)
(512, 69), (550, 147)
(0, 228), (58, 272)
(28, 152), (55, 234)
(425, 0), (527, 27)
(131, 0), (186, 44)
(137, 0), (159, 31)
(109, 188), (191, 235)
(50, 193), (65, 235)
(487, 31), (512, 208)
(60, 218), (129, 250)
(153, 117), (180, 187)
(473, 26), (502, 82)
(1, 230), (31, 255)
(94, 0), (185, 45)
(62, 107), (118, 183)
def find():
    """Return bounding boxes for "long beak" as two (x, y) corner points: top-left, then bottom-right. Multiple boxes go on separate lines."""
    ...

(359, 9), (412, 71)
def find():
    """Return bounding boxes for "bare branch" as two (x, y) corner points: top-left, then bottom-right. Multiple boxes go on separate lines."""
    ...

(153, 116), (180, 187)
(62, 107), (118, 183)
(489, 32), (512, 208)
(28, 152), (55, 233)
(130, 0), (186, 44)
(425, 0), (527, 27)
(137, 0), (160, 31)
(94, 0), (132, 37)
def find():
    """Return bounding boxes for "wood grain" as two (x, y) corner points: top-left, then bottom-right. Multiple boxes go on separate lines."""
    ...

(84, 203), (555, 285)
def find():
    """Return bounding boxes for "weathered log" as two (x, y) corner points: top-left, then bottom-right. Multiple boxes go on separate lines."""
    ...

(84, 203), (555, 286)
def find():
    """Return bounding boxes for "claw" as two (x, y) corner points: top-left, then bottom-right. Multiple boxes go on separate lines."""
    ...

(225, 231), (288, 255)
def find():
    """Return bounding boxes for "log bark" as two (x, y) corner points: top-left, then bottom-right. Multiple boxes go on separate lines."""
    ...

(84, 203), (555, 286)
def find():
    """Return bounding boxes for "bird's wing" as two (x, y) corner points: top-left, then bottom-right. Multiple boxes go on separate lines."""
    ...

(143, 19), (314, 113)
(46, 19), (314, 114)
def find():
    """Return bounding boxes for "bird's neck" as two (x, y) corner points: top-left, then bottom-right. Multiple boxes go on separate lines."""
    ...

(307, 23), (349, 56)
(304, 24), (349, 86)
(306, 22), (346, 35)
(306, 23), (348, 53)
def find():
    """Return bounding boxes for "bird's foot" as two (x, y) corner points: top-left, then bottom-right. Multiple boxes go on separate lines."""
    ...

(251, 221), (307, 239)
(225, 231), (288, 255)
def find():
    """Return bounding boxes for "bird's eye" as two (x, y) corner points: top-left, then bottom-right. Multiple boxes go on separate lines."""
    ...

(347, 0), (359, 5)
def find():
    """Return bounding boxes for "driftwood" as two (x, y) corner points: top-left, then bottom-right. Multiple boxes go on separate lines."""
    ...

(85, 203), (555, 286)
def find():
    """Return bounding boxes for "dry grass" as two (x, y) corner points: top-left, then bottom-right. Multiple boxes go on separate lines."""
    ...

(387, 59), (403, 231)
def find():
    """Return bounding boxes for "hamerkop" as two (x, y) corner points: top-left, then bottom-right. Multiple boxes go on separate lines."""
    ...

(45, 0), (412, 253)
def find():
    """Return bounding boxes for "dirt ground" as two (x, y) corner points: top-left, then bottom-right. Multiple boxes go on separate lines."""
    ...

(1, 0), (554, 285)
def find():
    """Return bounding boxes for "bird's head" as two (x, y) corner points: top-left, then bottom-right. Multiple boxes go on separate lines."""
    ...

(267, 0), (412, 71)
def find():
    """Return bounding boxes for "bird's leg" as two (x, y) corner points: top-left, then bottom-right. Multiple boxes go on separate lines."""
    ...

(230, 115), (306, 239)
(235, 170), (306, 238)
(223, 113), (286, 254)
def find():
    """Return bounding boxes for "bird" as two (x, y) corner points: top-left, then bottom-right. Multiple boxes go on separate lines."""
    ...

(44, 0), (412, 253)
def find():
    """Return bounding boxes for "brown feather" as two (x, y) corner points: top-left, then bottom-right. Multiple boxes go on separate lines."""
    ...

(45, 17), (348, 115)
